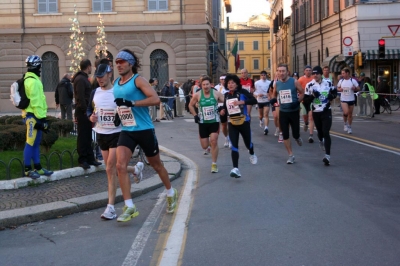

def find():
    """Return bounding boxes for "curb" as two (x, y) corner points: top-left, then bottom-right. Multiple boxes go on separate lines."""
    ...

(0, 148), (182, 228)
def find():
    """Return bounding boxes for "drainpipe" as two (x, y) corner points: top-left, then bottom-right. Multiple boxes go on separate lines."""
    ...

(180, 0), (183, 25)
(292, 3), (297, 72)
(319, 0), (323, 64)
(21, 0), (26, 71)
(304, 2), (308, 66)
(339, 1), (342, 55)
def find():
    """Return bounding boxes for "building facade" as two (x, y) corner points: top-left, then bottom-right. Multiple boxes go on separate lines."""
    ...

(226, 14), (271, 79)
(291, 0), (400, 90)
(0, 0), (228, 112)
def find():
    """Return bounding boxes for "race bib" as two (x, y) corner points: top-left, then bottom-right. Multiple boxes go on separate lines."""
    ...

(279, 90), (293, 104)
(226, 98), (241, 115)
(97, 108), (116, 128)
(258, 95), (268, 103)
(343, 87), (351, 96)
(202, 106), (215, 120)
(117, 106), (136, 127)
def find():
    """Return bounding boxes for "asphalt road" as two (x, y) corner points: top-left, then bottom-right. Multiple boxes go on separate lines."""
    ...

(1, 111), (399, 266)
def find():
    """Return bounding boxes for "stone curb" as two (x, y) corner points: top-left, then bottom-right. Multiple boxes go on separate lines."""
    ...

(0, 148), (182, 228)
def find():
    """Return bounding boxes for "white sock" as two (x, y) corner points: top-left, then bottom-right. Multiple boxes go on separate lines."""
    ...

(125, 199), (134, 208)
(212, 162), (216, 164)
(107, 204), (115, 210)
(264, 126), (268, 130)
(167, 187), (175, 197)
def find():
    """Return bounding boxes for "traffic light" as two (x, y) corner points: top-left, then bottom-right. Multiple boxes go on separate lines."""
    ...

(378, 39), (385, 58)
(357, 51), (363, 67)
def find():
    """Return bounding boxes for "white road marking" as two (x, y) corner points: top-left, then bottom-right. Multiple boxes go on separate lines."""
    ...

(184, 119), (194, 122)
(121, 192), (166, 266)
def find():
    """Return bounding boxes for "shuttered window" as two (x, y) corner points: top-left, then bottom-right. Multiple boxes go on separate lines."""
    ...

(253, 41), (259, 50)
(253, 59), (259, 70)
(93, 0), (112, 12)
(148, 0), (168, 11)
(38, 0), (57, 13)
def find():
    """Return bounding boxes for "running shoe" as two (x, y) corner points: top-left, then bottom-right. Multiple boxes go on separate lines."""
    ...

(167, 188), (178, 213)
(224, 137), (229, 148)
(344, 124), (348, 132)
(347, 126), (352, 134)
(133, 162), (144, 184)
(101, 206), (117, 220)
(37, 168), (53, 176)
(308, 136), (314, 143)
(287, 155), (295, 164)
(295, 137), (303, 146)
(117, 205), (139, 222)
(204, 146), (211, 155)
(230, 168), (241, 178)
(259, 119), (264, 128)
(278, 133), (283, 143)
(323, 155), (330, 166)
(228, 139), (232, 149)
(274, 128), (279, 137)
(249, 154), (258, 164)
(264, 128), (269, 135)
(303, 123), (308, 132)
(319, 140), (325, 151)
(211, 163), (218, 173)
(25, 170), (40, 179)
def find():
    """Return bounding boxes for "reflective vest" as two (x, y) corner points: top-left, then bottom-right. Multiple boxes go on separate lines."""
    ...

(365, 83), (378, 100)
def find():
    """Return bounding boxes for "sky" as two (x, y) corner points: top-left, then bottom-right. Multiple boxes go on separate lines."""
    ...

(226, 0), (270, 22)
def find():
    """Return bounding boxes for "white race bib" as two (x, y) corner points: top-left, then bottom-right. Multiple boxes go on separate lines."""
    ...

(226, 98), (241, 115)
(202, 106), (215, 120)
(343, 87), (351, 96)
(279, 90), (293, 104)
(97, 108), (116, 128)
(117, 106), (136, 127)
(258, 95), (268, 103)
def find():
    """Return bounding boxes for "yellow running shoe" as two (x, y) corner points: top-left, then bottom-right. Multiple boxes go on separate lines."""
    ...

(211, 163), (218, 173)
(117, 205), (139, 222)
(166, 188), (178, 213)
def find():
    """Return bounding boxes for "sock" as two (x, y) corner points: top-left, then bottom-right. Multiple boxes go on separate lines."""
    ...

(264, 126), (268, 130)
(212, 162), (216, 164)
(167, 187), (175, 197)
(25, 166), (32, 172)
(125, 199), (134, 208)
(325, 154), (331, 159)
(107, 204), (115, 210)
(34, 163), (42, 170)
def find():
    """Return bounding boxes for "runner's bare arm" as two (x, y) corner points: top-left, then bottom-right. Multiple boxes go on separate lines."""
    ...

(188, 92), (199, 116)
(135, 76), (160, 106)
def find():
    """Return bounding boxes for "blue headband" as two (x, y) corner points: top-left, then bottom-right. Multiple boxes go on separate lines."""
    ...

(116, 51), (136, 66)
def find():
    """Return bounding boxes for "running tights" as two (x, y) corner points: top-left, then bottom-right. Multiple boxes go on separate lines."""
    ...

(312, 109), (332, 155)
(228, 121), (254, 168)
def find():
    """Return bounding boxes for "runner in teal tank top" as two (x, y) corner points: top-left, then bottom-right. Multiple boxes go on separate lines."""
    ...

(189, 76), (225, 173)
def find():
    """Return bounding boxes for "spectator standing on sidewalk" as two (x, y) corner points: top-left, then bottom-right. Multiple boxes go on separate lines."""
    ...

(22, 55), (54, 179)
(357, 73), (367, 116)
(55, 73), (74, 120)
(182, 79), (194, 112)
(113, 49), (178, 222)
(149, 78), (160, 122)
(87, 63), (144, 220)
(72, 59), (102, 169)
(271, 63), (304, 164)
(375, 76), (390, 115)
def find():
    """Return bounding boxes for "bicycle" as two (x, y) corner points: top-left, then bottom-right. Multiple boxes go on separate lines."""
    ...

(162, 101), (174, 120)
(380, 96), (392, 114)
(389, 92), (400, 111)
(132, 145), (150, 165)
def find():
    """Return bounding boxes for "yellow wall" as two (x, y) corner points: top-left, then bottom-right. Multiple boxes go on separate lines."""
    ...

(226, 31), (271, 78)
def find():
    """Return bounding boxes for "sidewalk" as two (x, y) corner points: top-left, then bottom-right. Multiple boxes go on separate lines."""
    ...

(0, 149), (182, 228)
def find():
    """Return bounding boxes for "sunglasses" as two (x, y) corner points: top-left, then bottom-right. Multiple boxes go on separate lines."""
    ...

(312, 73), (320, 75)
(115, 59), (126, 65)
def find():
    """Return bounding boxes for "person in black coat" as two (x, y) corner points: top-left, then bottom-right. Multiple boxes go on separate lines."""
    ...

(55, 73), (74, 120)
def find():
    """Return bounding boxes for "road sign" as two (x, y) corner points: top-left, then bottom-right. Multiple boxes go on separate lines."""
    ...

(343, 46), (353, 56)
(343, 37), (353, 46)
(388, 25), (400, 37)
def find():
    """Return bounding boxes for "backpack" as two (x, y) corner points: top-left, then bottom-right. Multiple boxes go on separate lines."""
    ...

(10, 75), (33, 109)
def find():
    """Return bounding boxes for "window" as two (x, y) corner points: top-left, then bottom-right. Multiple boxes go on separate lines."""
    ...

(325, 47), (329, 57)
(305, 1), (310, 27)
(41, 52), (59, 92)
(267, 41), (271, 50)
(239, 41), (244, 51)
(333, 0), (339, 13)
(268, 59), (271, 69)
(313, 0), (319, 23)
(150, 49), (169, 92)
(93, 0), (112, 12)
(254, 59), (259, 69)
(38, 0), (57, 13)
(148, 0), (168, 11)
(240, 60), (244, 69)
(253, 41), (259, 50)
(303, 54), (307, 66)
(228, 42), (231, 51)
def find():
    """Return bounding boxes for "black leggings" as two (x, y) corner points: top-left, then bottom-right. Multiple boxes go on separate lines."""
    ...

(228, 121), (254, 168)
(312, 109), (332, 155)
(279, 111), (300, 140)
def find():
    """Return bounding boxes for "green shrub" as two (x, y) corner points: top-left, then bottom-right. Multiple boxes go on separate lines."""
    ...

(0, 131), (13, 151)
(51, 120), (74, 137)
(40, 129), (59, 152)
(5, 116), (23, 125)
(0, 115), (11, 125)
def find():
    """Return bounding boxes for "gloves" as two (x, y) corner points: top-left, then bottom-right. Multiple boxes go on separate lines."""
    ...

(217, 106), (224, 113)
(327, 88), (337, 101)
(34, 119), (49, 133)
(114, 113), (121, 127)
(114, 98), (133, 107)
(269, 98), (277, 105)
(194, 115), (200, 123)
(312, 90), (321, 98)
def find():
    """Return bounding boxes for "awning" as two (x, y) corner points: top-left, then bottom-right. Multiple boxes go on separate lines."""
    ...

(365, 49), (400, 60)
(322, 55), (354, 73)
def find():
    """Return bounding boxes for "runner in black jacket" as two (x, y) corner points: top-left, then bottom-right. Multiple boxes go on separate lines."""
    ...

(220, 74), (258, 178)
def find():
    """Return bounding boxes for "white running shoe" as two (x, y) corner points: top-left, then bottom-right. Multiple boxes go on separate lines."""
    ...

(133, 162), (144, 183)
(319, 140), (325, 151)
(224, 137), (229, 148)
(286, 155), (295, 164)
(259, 119), (263, 128)
(344, 124), (348, 132)
(278, 133), (283, 143)
(249, 154), (258, 164)
(323, 155), (330, 166)
(230, 168), (241, 178)
(347, 126), (352, 134)
(203, 146), (211, 155)
(295, 137), (303, 146)
(101, 205), (117, 220)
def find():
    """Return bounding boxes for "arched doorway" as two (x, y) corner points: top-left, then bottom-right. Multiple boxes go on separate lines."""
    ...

(42, 52), (59, 92)
(150, 49), (169, 92)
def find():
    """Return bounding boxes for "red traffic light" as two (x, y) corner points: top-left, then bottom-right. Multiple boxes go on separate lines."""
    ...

(378, 39), (385, 46)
